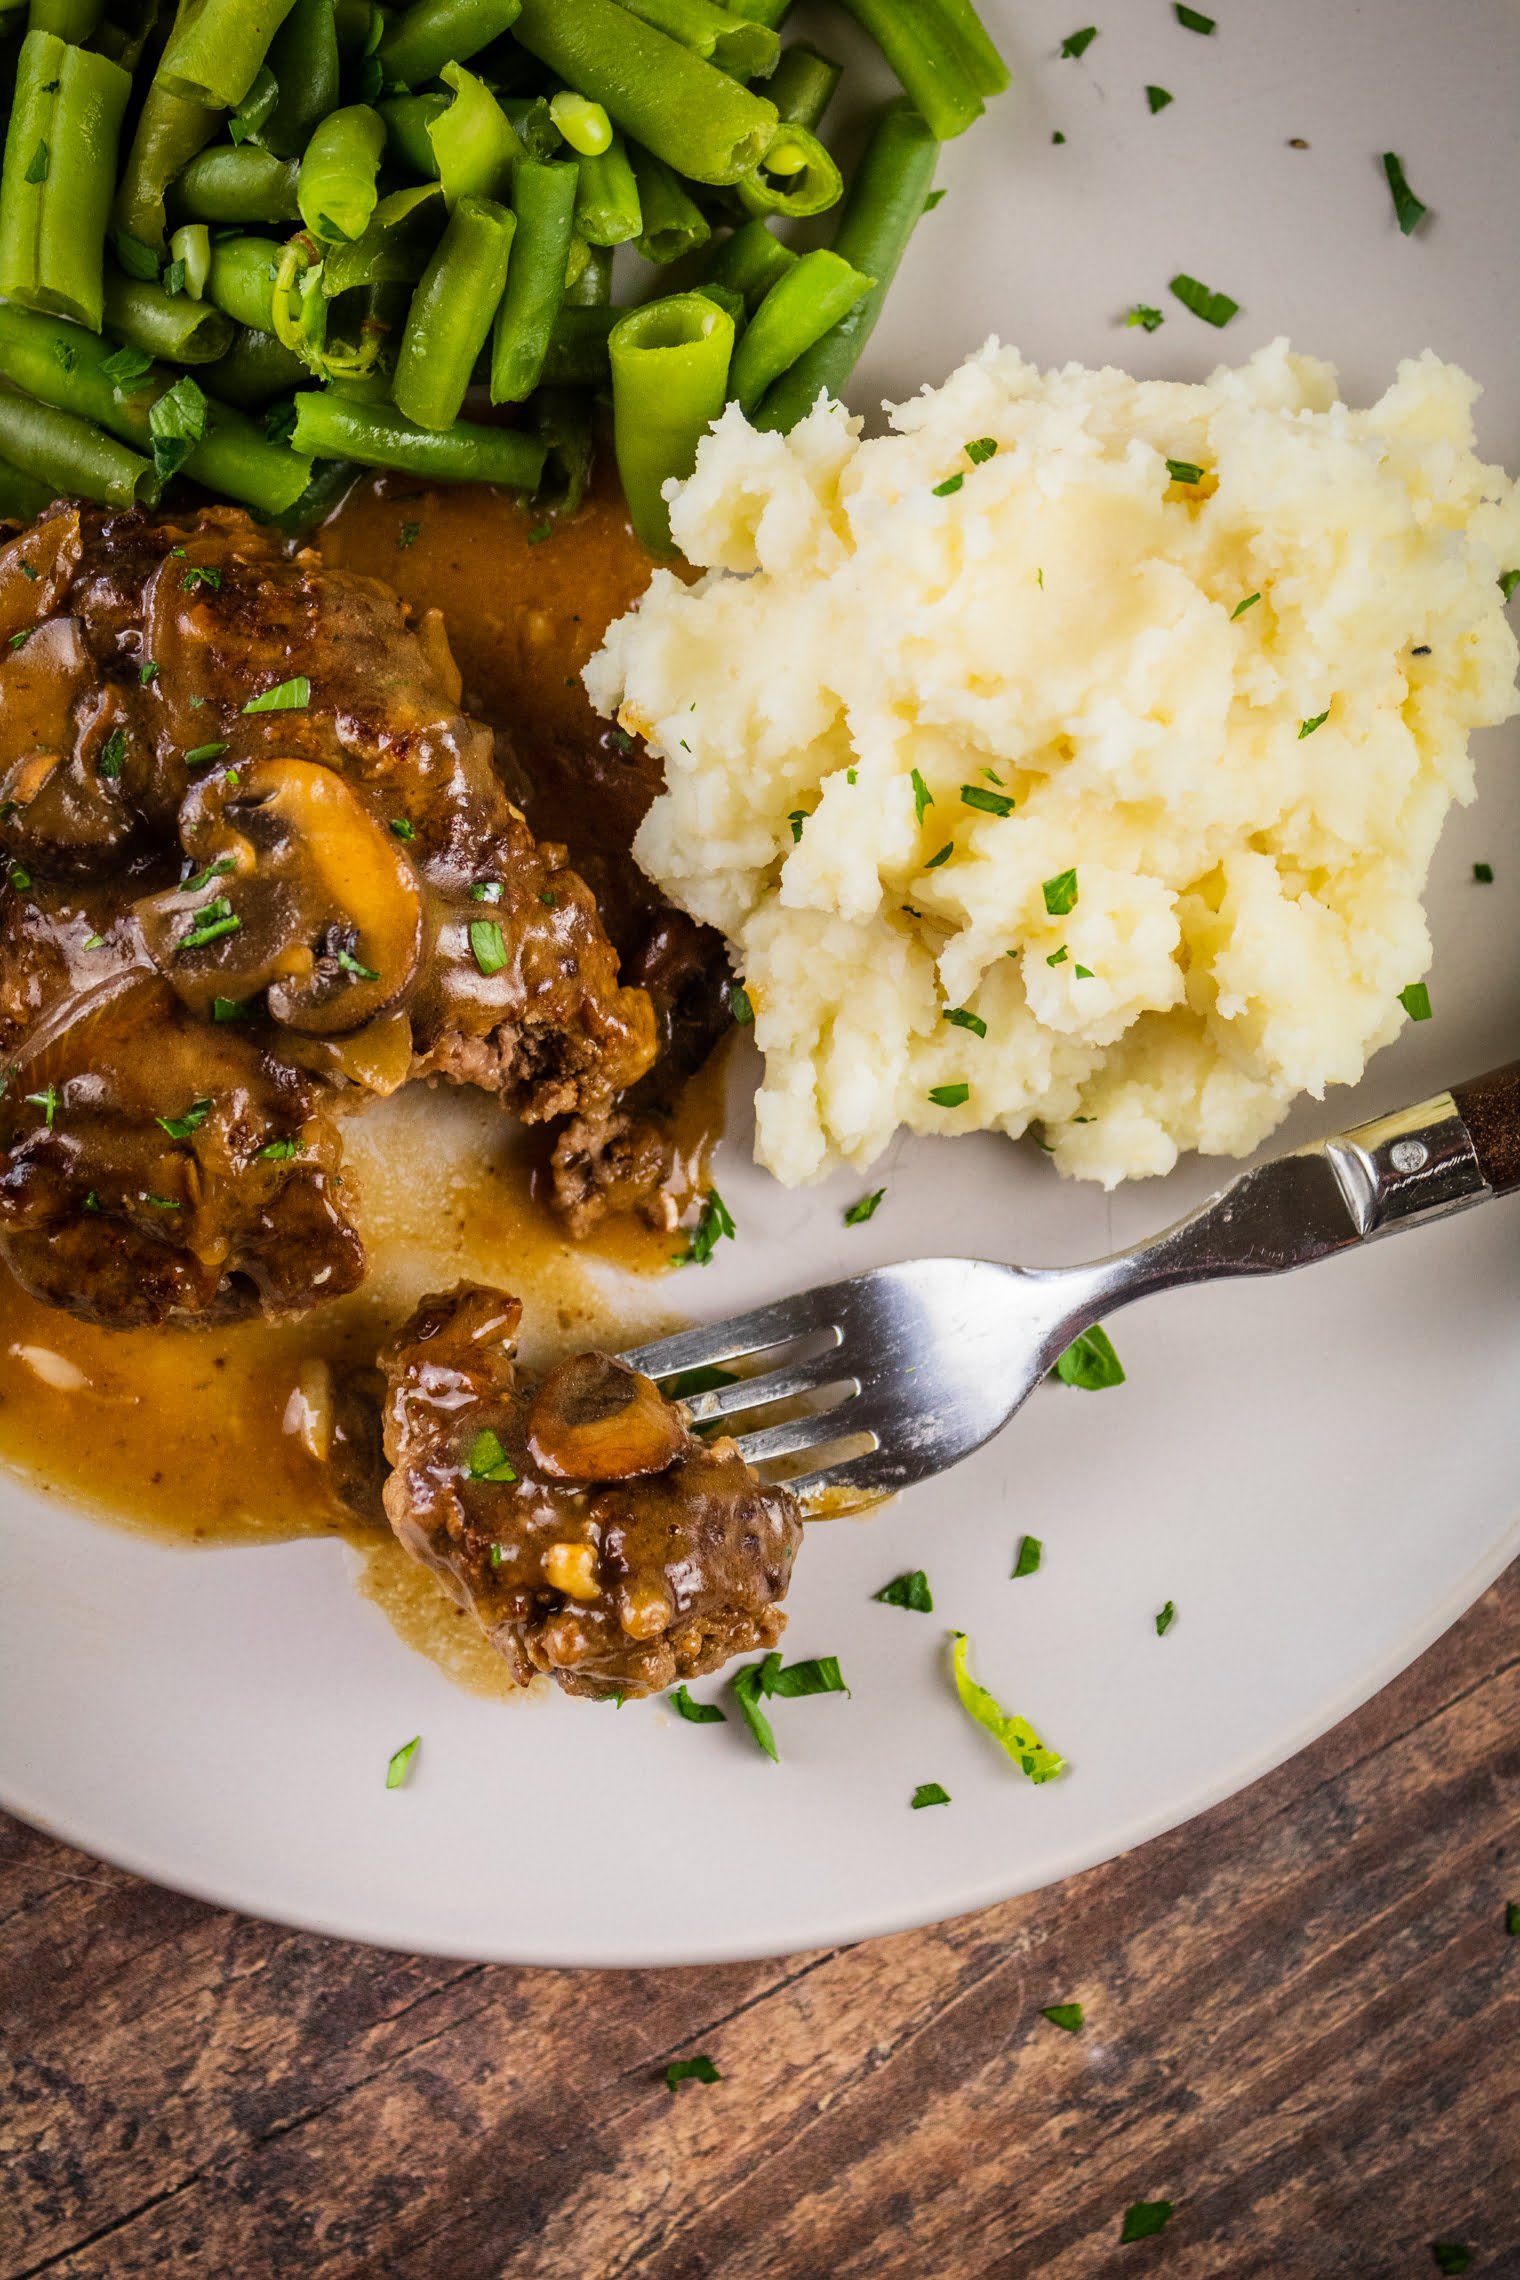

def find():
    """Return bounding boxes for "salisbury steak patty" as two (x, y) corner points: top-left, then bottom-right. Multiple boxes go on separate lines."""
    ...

(380, 1284), (804, 1700)
(0, 501), (658, 1326)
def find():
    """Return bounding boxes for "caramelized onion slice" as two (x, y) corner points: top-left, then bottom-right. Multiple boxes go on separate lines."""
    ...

(526, 1352), (688, 1483)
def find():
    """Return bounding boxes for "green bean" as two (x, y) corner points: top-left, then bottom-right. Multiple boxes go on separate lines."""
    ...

(394, 193), (512, 430)
(156, 0), (300, 109)
(729, 248), (869, 414)
(616, 0), (777, 79)
(0, 32), (133, 330)
(736, 121), (840, 219)
(201, 323), (309, 402)
(204, 232), (283, 330)
(630, 142), (708, 264)
(489, 155), (577, 404)
(28, 0), (104, 41)
(0, 379), (158, 506)
(500, 92), (560, 161)
(691, 279), (742, 330)
(290, 388), (547, 485)
(321, 181), (443, 294)
(609, 292), (732, 552)
(169, 222), (213, 300)
(573, 128), (640, 247)
(533, 384), (593, 511)
(227, 63), (279, 144)
(701, 213), (795, 307)
(540, 301), (614, 386)
(547, 90), (609, 157)
(377, 0), (519, 91)
(0, 446), (53, 522)
(272, 447), (355, 531)
(722, 0), (790, 25)
(103, 267), (235, 359)
(0, 304), (313, 511)
(829, 0), (982, 141)
(428, 59), (523, 205)
(563, 237), (611, 304)
(765, 41), (841, 130)
(933, 0), (1009, 99)
(332, 0), (368, 53)
(298, 103), (384, 241)
(113, 82), (219, 252)
(262, 0), (341, 157)
(511, 0), (776, 186)
(171, 144), (301, 223)
(378, 93), (445, 180)
(756, 99), (936, 430)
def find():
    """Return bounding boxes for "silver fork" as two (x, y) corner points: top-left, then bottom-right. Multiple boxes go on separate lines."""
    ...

(625, 1062), (1520, 1509)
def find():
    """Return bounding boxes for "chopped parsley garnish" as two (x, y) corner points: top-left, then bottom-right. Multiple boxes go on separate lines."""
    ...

(1146, 84), (1173, 112)
(664, 2055), (720, 2089)
(82, 932), (106, 951)
(1060, 26), (1097, 57)
(388, 819), (417, 846)
(1399, 981), (1432, 1022)
(336, 948), (379, 981)
(1127, 304), (1165, 332)
(99, 728), (126, 780)
(950, 1632), (1065, 1783)
(468, 917), (508, 975)
(181, 564), (222, 592)
(1174, 2), (1214, 25)
(465, 1427), (517, 1482)
(1046, 946), (1069, 966)
(23, 138), (48, 183)
(385, 1735), (421, 1789)
(1473, 862), (1494, 883)
(609, 725), (636, 755)
(1012, 1534), (1043, 1579)
(258, 1139), (302, 1160)
(1170, 272), (1238, 327)
(1231, 591), (1262, 619)
(1055, 1325), (1125, 1389)
(163, 259), (186, 298)
(157, 1097), (212, 1139)
(1051, 130), (1065, 145)
(1042, 867), (1078, 916)
(139, 659), (159, 684)
(787, 809), (807, 842)
(527, 522), (552, 544)
(924, 185), (947, 208)
(1155, 1599), (1177, 1636)
(8, 628), (30, 648)
(677, 1186), (735, 1267)
(844, 1186), (886, 1226)
(24, 1082), (59, 1127)
(470, 880), (503, 902)
(1383, 151), (1429, 236)
(18, 561), (37, 580)
(911, 1782), (950, 1809)
(264, 400), (297, 446)
(1506, 1902), (1520, 1936)
(147, 374), (207, 481)
(665, 1364), (739, 1399)
(114, 230), (160, 281)
(1121, 2201), (1174, 2242)
(965, 436), (998, 464)
(144, 1194), (181, 1209)
(182, 856), (235, 892)
(183, 741), (228, 767)
(730, 1659), (779, 1760)
(243, 675), (310, 713)
(911, 767), (934, 824)
(942, 1006), (986, 1040)
(728, 981), (754, 1025)
(1298, 709), (1330, 738)
(875, 1568), (932, 1611)
(669, 1685), (725, 1723)
(8, 862), (32, 891)
(932, 472), (964, 497)
(179, 896), (241, 951)
(1500, 569), (1520, 603)
(1431, 2249), (1473, 2277)
(928, 1081), (969, 1108)
(1073, 963), (1094, 979)
(1165, 457), (1204, 485)
(924, 842), (954, 869)
(396, 520), (420, 550)
(1042, 2002), (1084, 2032)
(768, 1655), (848, 1697)
(212, 996), (247, 1021)
(83, 1189), (100, 1211)
(962, 783), (1015, 817)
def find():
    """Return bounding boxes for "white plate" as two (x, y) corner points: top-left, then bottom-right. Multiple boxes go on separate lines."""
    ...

(2, 0), (1517, 1965)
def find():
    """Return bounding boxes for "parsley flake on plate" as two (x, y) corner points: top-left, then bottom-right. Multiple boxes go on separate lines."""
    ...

(1505, 1901), (1519, 1936)
(1383, 151), (1429, 236)
(1431, 2251), (1472, 2277)
(911, 1782), (950, 1809)
(1042, 867), (1078, 916)
(875, 1568), (933, 1612)
(950, 1632), (1065, 1783)
(1012, 1534), (1043, 1579)
(1042, 2002), (1084, 2031)
(1473, 862), (1493, 883)
(677, 1186), (736, 1267)
(844, 1186), (886, 1226)
(469, 917), (507, 975)
(243, 676), (310, 714)
(962, 782), (1015, 817)
(1060, 26), (1098, 58)
(730, 1659), (779, 1760)
(943, 1006), (986, 1038)
(1055, 1326), (1125, 1389)
(1231, 591), (1262, 619)
(1399, 981), (1433, 1022)
(669, 1685), (725, 1723)
(156, 1097), (212, 1139)
(1127, 304), (1165, 332)
(385, 1735), (420, 1789)
(787, 808), (807, 842)
(665, 2055), (720, 2089)
(924, 842), (954, 869)
(1298, 709), (1330, 738)
(911, 767), (934, 824)
(928, 1081), (969, 1108)
(1121, 2200), (1174, 2242)
(1165, 457), (1204, 485)
(1174, 2), (1214, 26)
(728, 981), (754, 1025)
(1170, 272), (1238, 327)
(1146, 84), (1173, 112)
(965, 436), (998, 464)
(465, 1427), (516, 1482)
(1500, 569), (1520, 603)
(1155, 1599), (1178, 1636)
(933, 472), (964, 497)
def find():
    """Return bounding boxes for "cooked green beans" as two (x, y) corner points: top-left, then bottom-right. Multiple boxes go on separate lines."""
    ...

(0, 378), (158, 505)
(298, 103), (384, 240)
(113, 82), (220, 251)
(26, 0), (105, 43)
(428, 59), (522, 204)
(934, 0), (1011, 98)
(378, 91), (446, 179)
(766, 41), (842, 129)
(0, 32), (133, 329)
(701, 213), (796, 307)
(103, 267), (235, 360)
(609, 292), (732, 552)
(262, 0), (341, 157)
(573, 129), (641, 246)
(290, 388), (547, 485)
(170, 144), (301, 223)
(204, 232), (285, 331)
(512, 0), (777, 186)
(394, 192), (512, 429)
(737, 121), (841, 219)
(490, 155), (577, 403)
(156, 0), (301, 110)
(630, 143), (708, 264)
(540, 302), (615, 386)
(757, 99), (937, 431)
(830, 0), (985, 142)
(201, 323), (308, 403)
(377, 0), (520, 91)
(0, 447), (53, 522)
(564, 238), (612, 305)
(321, 182), (444, 294)
(617, 0), (778, 79)
(729, 248), (870, 414)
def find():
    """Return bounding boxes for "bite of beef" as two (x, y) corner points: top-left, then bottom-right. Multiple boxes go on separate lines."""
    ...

(380, 1283), (804, 1700)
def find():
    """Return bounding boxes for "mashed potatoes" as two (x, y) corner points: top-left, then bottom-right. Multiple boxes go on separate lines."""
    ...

(587, 341), (1520, 1187)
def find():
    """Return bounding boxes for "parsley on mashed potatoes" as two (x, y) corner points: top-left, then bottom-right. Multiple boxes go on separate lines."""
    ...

(587, 340), (1520, 1188)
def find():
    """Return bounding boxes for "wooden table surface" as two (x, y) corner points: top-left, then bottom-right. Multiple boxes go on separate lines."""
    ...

(2, 1561), (1515, 2280)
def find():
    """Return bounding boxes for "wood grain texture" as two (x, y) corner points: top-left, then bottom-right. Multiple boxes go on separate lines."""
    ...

(1454, 1062), (1520, 1197)
(2, 1563), (1516, 2280)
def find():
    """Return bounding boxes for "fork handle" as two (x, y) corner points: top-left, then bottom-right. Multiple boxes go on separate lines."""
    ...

(1451, 1060), (1520, 1193)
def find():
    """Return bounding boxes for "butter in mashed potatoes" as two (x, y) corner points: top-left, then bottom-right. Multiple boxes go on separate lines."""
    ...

(587, 340), (1520, 1188)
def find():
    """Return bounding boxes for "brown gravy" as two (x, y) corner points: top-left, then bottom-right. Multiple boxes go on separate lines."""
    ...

(0, 473), (723, 1683)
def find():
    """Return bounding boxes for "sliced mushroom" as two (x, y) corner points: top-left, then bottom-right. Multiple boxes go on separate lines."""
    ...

(526, 1351), (688, 1483)
(137, 757), (425, 1034)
